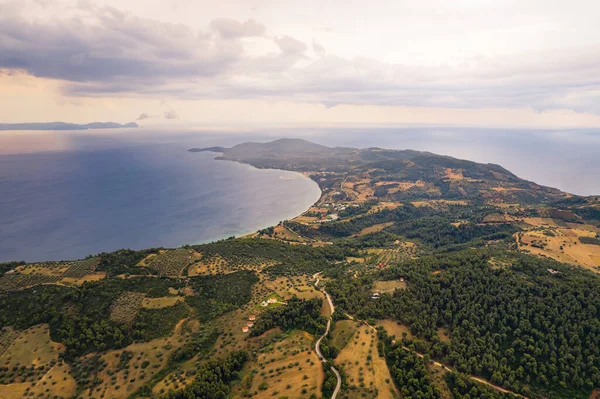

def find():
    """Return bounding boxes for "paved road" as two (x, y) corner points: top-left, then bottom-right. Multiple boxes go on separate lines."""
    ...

(313, 273), (342, 399)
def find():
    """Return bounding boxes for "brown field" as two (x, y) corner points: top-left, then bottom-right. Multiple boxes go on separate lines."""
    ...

(411, 199), (469, 208)
(343, 179), (374, 202)
(368, 202), (403, 214)
(141, 296), (184, 309)
(270, 224), (306, 242)
(110, 292), (145, 324)
(60, 271), (106, 286)
(437, 327), (451, 343)
(137, 252), (158, 266)
(373, 279), (407, 293)
(0, 382), (29, 398)
(263, 275), (322, 301)
(522, 217), (561, 228)
(482, 213), (507, 223)
(517, 229), (600, 271)
(444, 168), (465, 180)
(589, 388), (600, 399)
(0, 324), (60, 368)
(15, 262), (69, 276)
(0, 328), (18, 358)
(83, 319), (190, 399)
(376, 320), (414, 341)
(28, 362), (77, 398)
(187, 254), (227, 276)
(335, 325), (399, 399)
(235, 330), (323, 399)
(355, 222), (394, 237)
(331, 320), (359, 351)
(0, 324), (68, 397)
(346, 256), (365, 263)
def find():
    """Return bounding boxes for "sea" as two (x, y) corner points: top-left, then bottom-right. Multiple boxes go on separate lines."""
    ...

(1, 126), (599, 262)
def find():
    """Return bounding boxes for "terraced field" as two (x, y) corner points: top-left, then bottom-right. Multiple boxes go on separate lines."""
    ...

(146, 249), (198, 277)
(62, 257), (100, 278)
(110, 292), (146, 325)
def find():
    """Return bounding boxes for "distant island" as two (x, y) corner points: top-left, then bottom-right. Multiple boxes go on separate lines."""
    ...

(0, 121), (140, 131)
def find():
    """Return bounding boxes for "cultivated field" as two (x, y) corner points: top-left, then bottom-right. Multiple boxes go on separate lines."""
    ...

(517, 228), (600, 272)
(236, 330), (323, 399)
(263, 275), (321, 301)
(145, 249), (200, 277)
(335, 325), (399, 399)
(0, 324), (70, 398)
(80, 319), (190, 399)
(110, 292), (145, 324)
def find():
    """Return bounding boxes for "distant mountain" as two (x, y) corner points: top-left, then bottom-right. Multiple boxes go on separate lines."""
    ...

(0, 122), (140, 131)
(192, 138), (567, 203)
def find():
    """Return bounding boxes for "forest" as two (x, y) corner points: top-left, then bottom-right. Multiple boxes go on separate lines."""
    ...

(327, 250), (600, 399)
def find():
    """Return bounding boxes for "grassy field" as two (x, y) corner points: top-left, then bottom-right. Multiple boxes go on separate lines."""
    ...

(331, 320), (359, 351)
(0, 324), (59, 368)
(335, 325), (399, 399)
(0, 323), (68, 397)
(375, 320), (414, 340)
(373, 279), (407, 294)
(355, 222), (394, 237)
(141, 296), (184, 309)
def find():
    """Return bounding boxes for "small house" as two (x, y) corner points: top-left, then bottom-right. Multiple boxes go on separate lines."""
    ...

(242, 326), (249, 333)
(267, 297), (278, 304)
(248, 315), (256, 321)
(372, 292), (380, 300)
(247, 322), (254, 328)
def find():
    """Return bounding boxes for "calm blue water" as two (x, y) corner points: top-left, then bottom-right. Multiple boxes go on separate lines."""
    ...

(1, 126), (599, 262)
(0, 142), (320, 262)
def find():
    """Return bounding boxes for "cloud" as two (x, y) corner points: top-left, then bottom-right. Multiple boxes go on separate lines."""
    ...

(274, 36), (308, 55)
(210, 18), (265, 39)
(137, 113), (150, 120)
(1, 1), (600, 115)
(0, 2), (244, 84)
(164, 110), (179, 120)
(313, 40), (325, 56)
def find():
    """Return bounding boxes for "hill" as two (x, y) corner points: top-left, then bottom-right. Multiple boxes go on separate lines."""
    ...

(193, 138), (566, 204)
(0, 138), (598, 399)
(0, 121), (140, 131)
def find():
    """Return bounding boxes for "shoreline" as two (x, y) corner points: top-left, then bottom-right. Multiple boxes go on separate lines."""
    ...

(188, 154), (322, 247)
(0, 154), (323, 264)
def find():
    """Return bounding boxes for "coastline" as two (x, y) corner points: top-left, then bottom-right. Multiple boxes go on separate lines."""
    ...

(189, 152), (322, 246)
(0, 147), (322, 263)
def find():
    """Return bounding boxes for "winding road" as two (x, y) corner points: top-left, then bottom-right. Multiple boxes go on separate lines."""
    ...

(313, 272), (527, 399)
(313, 273), (342, 399)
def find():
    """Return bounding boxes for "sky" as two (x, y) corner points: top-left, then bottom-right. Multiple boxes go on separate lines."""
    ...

(1, 0), (600, 128)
